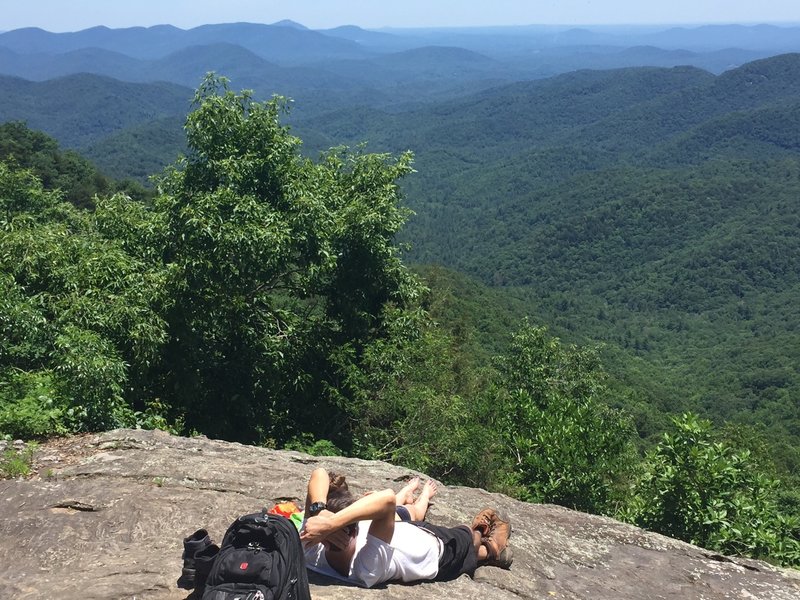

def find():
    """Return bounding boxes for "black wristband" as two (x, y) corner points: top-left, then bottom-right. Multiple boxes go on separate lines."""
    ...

(308, 501), (327, 516)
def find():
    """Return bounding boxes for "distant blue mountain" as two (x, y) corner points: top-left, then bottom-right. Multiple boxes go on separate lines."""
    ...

(0, 46), (141, 80)
(648, 24), (800, 51)
(1, 21), (798, 121)
(320, 25), (423, 51)
(357, 23), (800, 57)
(0, 41), (364, 91)
(0, 22), (370, 62)
(3, 22), (799, 66)
(0, 25), (182, 58)
(270, 20), (308, 30)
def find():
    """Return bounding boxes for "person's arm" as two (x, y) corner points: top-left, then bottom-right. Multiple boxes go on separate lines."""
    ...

(304, 467), (330, 519)
(300, 488), (396, 545)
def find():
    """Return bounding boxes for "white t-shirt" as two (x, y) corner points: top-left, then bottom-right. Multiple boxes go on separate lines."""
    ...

(303, 520), (442, 588)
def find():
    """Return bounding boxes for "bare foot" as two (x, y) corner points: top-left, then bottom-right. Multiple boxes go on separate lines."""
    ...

(410, 480), (438, 521)
(396, 476), (420, 506)
(418, 479), (437, 504)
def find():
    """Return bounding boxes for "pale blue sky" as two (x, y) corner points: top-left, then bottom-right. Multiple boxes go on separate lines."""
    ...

(2, 0), (799, 32)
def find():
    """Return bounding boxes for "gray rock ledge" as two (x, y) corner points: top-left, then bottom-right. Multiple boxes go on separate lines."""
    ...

(1, 429), (798, 599)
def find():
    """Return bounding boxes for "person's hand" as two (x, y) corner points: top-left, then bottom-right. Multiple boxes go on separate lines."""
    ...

(300, 514), (337, 546)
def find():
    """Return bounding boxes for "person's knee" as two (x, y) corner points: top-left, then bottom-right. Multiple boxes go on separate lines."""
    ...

(376, 489), (397, 514)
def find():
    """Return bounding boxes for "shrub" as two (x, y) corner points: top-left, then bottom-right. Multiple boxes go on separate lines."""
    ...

(493, 321), (636, 514)
(624, 413), (800, 566)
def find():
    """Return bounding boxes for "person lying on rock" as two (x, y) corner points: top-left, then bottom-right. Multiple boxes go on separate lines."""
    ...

(299, 467), (512, 588)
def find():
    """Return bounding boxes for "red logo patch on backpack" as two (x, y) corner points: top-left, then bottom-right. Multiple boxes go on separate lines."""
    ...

(239, 562), (249, 570)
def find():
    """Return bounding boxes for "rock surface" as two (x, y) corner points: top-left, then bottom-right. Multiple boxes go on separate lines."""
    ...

(1, 428), (798, 599)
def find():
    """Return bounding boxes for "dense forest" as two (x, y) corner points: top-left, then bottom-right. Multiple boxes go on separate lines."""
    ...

(291, 54), (800, 469)
(2, 22), (800, 567)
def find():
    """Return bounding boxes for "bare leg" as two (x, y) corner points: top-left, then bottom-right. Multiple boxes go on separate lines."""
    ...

(408, 479), (437, 521)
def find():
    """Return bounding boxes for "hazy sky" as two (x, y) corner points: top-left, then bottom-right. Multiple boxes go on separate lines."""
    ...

(3, 0), (799, 32)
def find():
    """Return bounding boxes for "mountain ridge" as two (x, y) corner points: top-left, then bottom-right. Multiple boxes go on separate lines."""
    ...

(0, 21), (370, 61)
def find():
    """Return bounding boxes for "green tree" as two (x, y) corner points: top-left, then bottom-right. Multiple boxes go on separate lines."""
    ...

(493, 321), (636, 513)
(0, 162), (169, 435)
(1, 78), (424, 447)
(327, 302), (502, 488)
(151, 77), (422, 444)
(624, 413), (800, 566)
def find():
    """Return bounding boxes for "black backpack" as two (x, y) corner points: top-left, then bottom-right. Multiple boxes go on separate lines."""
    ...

(201, 509), (311, 600)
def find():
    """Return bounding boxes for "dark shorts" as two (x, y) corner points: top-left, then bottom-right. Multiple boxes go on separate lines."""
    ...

(395, 506), (412, 522)
(411, 522), (478, 581)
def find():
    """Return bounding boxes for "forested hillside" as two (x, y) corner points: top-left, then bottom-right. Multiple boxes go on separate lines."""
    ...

(0, 121), (151, 206)
(2, 51), (798, 461)
(285, 55), (800, 474)
(0, 74), (192, 148)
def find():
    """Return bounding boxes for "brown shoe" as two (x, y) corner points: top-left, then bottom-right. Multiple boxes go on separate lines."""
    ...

(483, 516), (511, 562)
(486, 545), (514, 569)
(471, 508), (497, 537)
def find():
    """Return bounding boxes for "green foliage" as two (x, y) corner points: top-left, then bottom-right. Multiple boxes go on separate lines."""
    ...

(0, 371), (64, 439)
(0, 442), (37, 479)
(332, 304), (501, 488)
(130, 401), (184, 436)
(0, 161), (169, 435)
(493, 321), (636, 513)
(1, 78), (423, 448)
(284, 435), (342, 457)
(0, 121), (152, 207)
(146, 76), (421, 444)
(624, 413), (800, 566)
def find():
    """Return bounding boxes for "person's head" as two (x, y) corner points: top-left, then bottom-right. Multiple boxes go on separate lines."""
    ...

(326, 472), (358, 542)
(325, 492), (352, 512)
(326, 472), (355, 510)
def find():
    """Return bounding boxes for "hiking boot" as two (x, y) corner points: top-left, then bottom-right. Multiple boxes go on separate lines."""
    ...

(486, 545), (514, 569)
(482, 515), (512, 564)
(471, 508), (498, 537)
(177, 528), (213, 589)
(193, 543), (220, 593)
